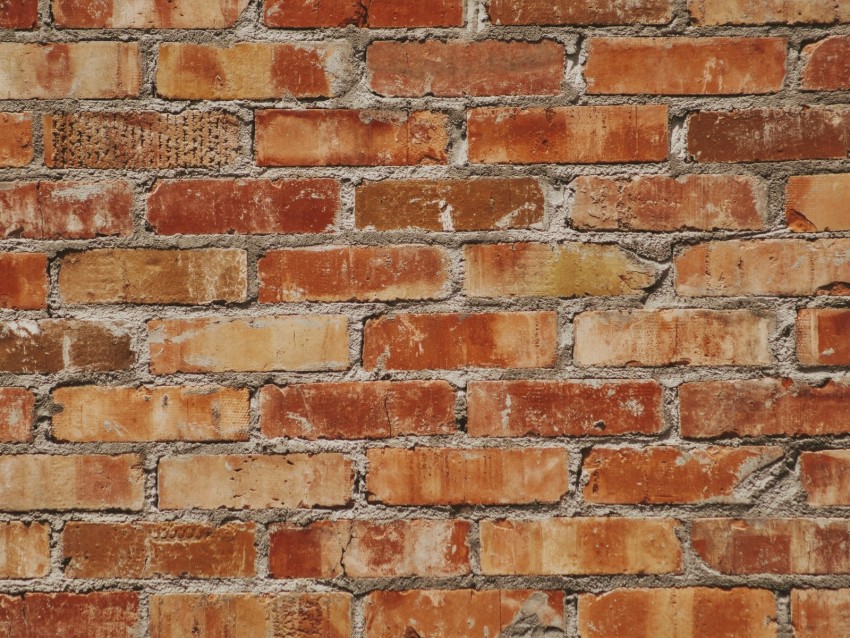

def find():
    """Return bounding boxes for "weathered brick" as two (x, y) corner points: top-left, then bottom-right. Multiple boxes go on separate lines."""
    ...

(572, 175), (766, 231)
(157, 42), (350, 100)
(0, 43), (139, 99)
(489, 0), (672, 25)
(259, 246), (450, 303)
(0, 253), (47, 310)
(158, 454), (353, 509)
(0, 0), (38, 28)
(0, 113), (32, 167)
(787, 174), (850, 231)
(0, 522), (49, 578)
(797, 309), (850, 366)
(574, 310), (774, 367)
(259, 381), (456, 439)
(366, 448), (569, 505)
(800, 451), (850, 506)
(53, 0), (249, 28)
(792, 589), (850, 638)
(148, 315), (348, 374)
(367, 40), (564, 97)
(480, 518), (682, 575)
(468, 106), (668, 164)
(0, 454), (143, 510)
(802, 37), (850, 90)
(355, 178), (545, 231)
(363, 312), (557, 370)
(255, 110), (448, 166)
(586, 38), (786, 95)
(0, 388), (34, 442)
(583, 446), (783, 504)
(63, 521), (256, 578)
(58, 249), (247, 305)
(464, 242), (658, 298)
(0, 592), (139, 637)
(578, 588), (778, 638)
(689, 0), (850, 25)
(268, 519), (471, 578)
(147, 178), (338, 235)
(264, 0), (463, 28)
(52, 386), (250, 442)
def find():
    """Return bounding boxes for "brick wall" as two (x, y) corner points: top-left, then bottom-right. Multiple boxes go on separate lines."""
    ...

(1, 0), (850, 636)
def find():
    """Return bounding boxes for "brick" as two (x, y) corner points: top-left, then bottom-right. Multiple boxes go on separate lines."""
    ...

(264, 0), (463, 28)
(367, 40), (563, 97)
(464, 242), (658, 298)
(258, 381), (456, 439)
(800, 451), (850, 506)
(63, 521), (256, 578)
(158, 454), (353, 509)
(692, 518), (850, 574)
(489, 0), (672, 25)
(364, 590), (565, 638)
(797, 309), (850, 366)
(572, 175), (766, 231)
(578, 588), (777, 638)
(0, 253), (47, 310)
(586, 38), (786, 95)
(583, 446), (783, 504)
(689, 0), (850, 25)
(802, 37), (850, 91)
(0, 181), (133, 239)
(148, 315), (348, 374)
(0, 113), (32, 167)
(0, 592), (139, 637)
(676, 239), (850, 297)
(0, 43), (139, 99)
(58, 249), (247, 305)
(150, 593), (351, 638)
(0, 522), (49, 578)
(366, 448), (569, 505)
(255, 110), (448, 166)
(480, 518), (682, 575)
(52, 386), (250, 442)
(0, 454), (143, 510)
(52, 0), (249, 28)
(787, 174), (850, 231)
(0, 388), (34, 442)
(0, 320), (134, 373)
(44, 111), (239, 169)
(792, 589), (850, 638)
(468, 106), (668, 164)
(355, 178), (545, 231)
(259, 246), (450, 303)
(688, 108), (850, 162)
(0, 0), (38, 28)
(468, 380), (663, 437)
(681, 378), (850, 438)
(268, 519), (471, 578)
(574, 309), (774, 367)
(157, 42), (350, 100)
(147, 178), (338, 235)
(363, 312), (557, 370)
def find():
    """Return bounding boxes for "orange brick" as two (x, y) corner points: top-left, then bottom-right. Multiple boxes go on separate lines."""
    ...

(0, 388), (34, 442)
(800, 451), (850, 506)
(792, 589), (850, 638)
(689, 0), (850, 25)
(0, 113), (32, 167)
(53, 0), (249, 27)
(0, 592), (139, 637)
(468, 106), (668, 164)
(489, 0), (672, 25)
(0, 0), (38, 27)
(0, 522), (49, 578)
(158, 454), (353, 509)
(264, 0), (462, 28)
(0, 253), (47, 310)
(366, 448), (569, 505)
(787, 174), (850, 231)
(802, 37), (850, 90)
(797, 309), (850, 366)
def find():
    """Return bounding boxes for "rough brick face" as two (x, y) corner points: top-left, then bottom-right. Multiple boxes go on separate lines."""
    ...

(265, 0), (463, 28)
(53, 0), (249, 28)
(488, 0), (672, 25)
(796, 309), (850, 366)
(0, 0), (38, 28)
(799, 451), (850, 506)
(786, 174), (850, 232)
(0, 388), (34, 442)
(0, 522), (49, 578)
(801, 37), (850, 91)
(0, 253), (47, 310)
(792, 589), (850, 638)
(0, 113), (32, 167)
(689, 0), (850, 25)
(0, 592), (139, 637)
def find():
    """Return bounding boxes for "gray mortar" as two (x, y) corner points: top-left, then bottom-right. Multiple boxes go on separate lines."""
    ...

(2, 0), (850, 635)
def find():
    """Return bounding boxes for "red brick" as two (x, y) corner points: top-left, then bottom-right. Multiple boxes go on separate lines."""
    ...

(268, 519), (471, 578)
(368, 40), (563, 97)
(147, 178), (338, 235)
(259, 246), (450, 303)
(366, 448), (569, 505)
(0, 113), (32, 167)
(468, 106), (668, 164)
(148, 315), (348, 374)
(572, 175), (766, 231)
(688, 108), (850, 162)
(489, 0), (672, 25)
(792, 589), (850, 638)
(467, 380), (664, 437)
(53, 0), (249, 28)
(63, 521), (256, 578)
(586, 38), (786, 95)
(583, 446), (783, 504)
(264, 0), (463, 28)
(158, 454), (353, 509)
(689, 0), (850, 25)
(258, 381), (456, 439)
(802, 37), (850, 91)
(681, 378), (850, 438)
(787, 174), (850, 232)
(52, 386), (250, 442)
(0, 0), (38, 28)
(151, 593), (351, 638)
(0, 388), (34, 442)
(0, 592), (139, 637)
(578, 588), (777, 638)
(797, 309), (850, 366)
(574, 309), (774, 367)
(800, 451), (850, 506)
(256, 109), (448, 166)
(363, 312), (557, 370)
(480, 518), (682, 575)
(0, 454), (143, 511)
(364, 590), (565, 638)
(0, 253), (47, 310)
(0, 522), (49, 578)
(355, 178), (545, 231)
